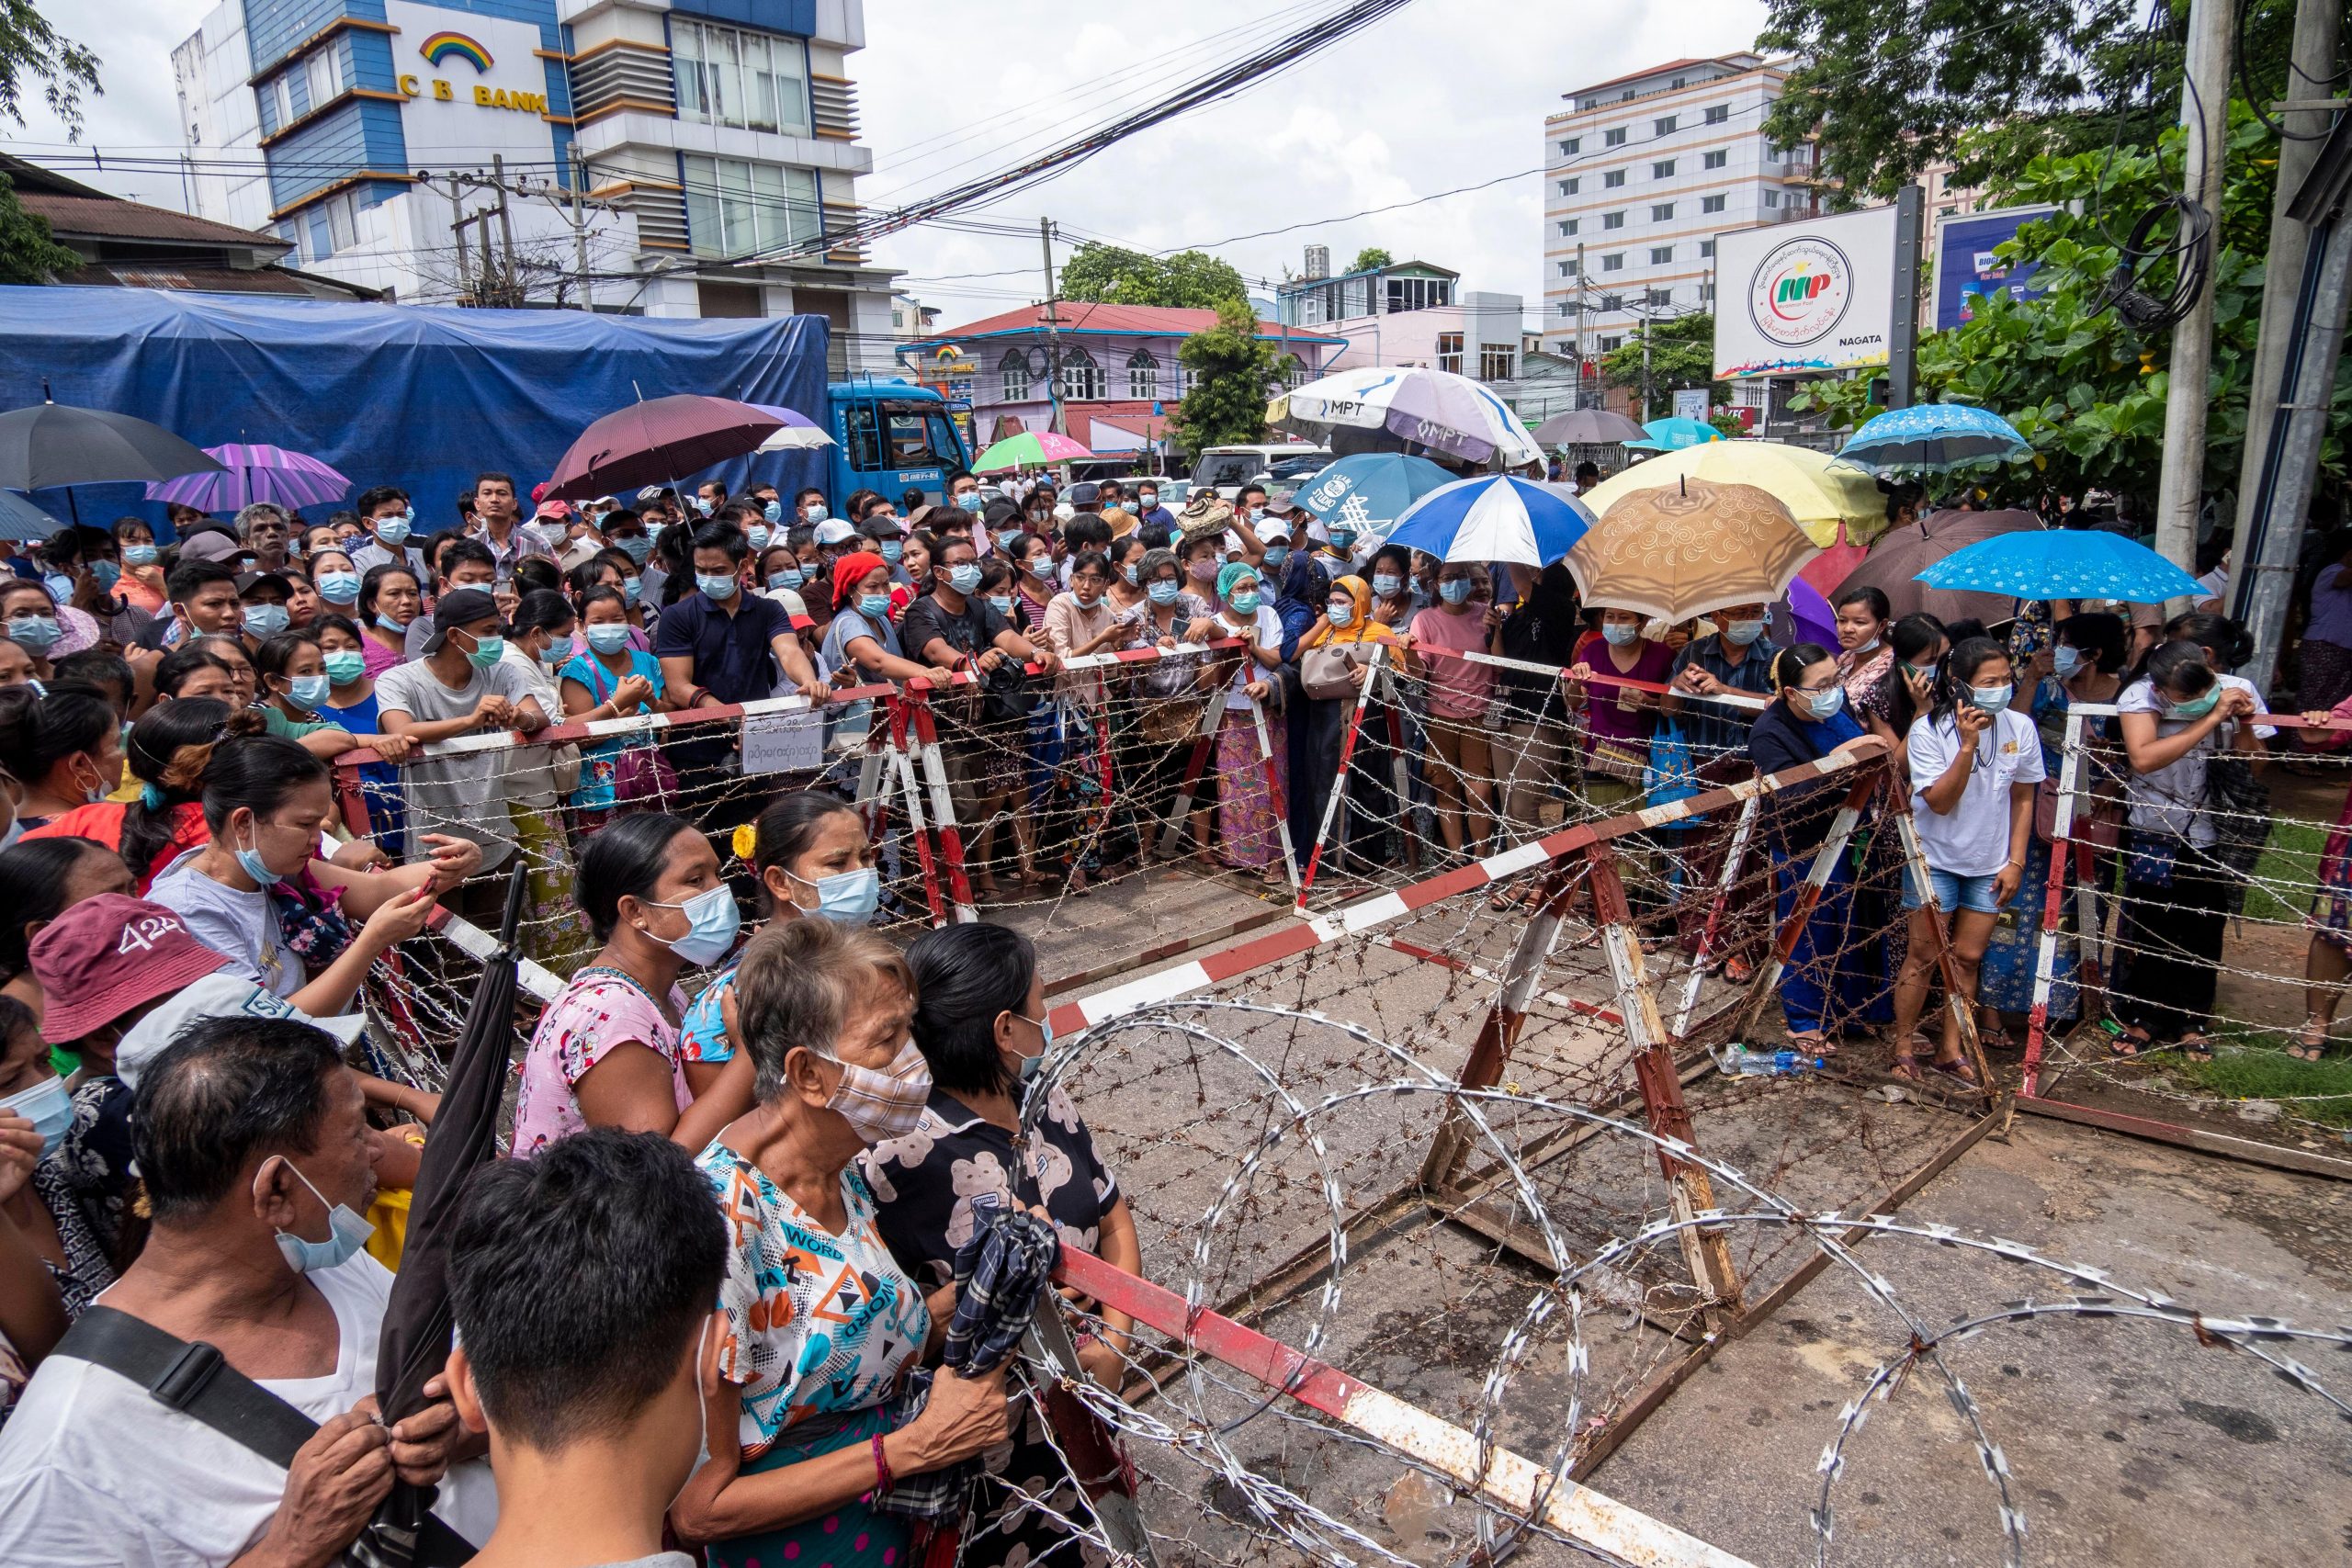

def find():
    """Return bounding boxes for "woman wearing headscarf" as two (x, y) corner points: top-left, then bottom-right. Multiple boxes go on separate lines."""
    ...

(1294, 574), (1402, 876)
(1180, 560), (1287, 876)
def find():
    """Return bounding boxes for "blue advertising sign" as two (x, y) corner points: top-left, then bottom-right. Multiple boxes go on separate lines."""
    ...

(1931, 205), (2056, 332)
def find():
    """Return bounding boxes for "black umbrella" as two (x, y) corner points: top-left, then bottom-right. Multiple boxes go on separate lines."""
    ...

(0, 381), (226, 522)
(1532, 407), (1646, 446)
(364, 863), (527, 1565)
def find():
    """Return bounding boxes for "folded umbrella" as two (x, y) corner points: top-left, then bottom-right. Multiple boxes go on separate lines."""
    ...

(1532, 408), (1646, 446)
(1833, 507), (2042, 627)
(1837, 402), (2030, 472)
(542, 394), (784, 503)
(1916, 527), (2204, 604)
(1566, 479), (1819, 624)
(1385, 475), (1593, 567)
(146, 443), (351, 513)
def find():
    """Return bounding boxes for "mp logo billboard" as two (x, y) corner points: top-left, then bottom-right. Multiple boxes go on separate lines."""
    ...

(1712, 204), (1899, 381)
(1747, 237), (1853, 347)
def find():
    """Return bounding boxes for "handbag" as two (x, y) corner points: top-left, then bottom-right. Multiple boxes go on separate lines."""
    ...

(578, 655), (678, 808)
(1301, 641), (1370, 701)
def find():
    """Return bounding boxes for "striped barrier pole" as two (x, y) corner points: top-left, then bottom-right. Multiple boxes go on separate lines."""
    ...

(1668, 794), (1758, 1042)
(1726, 770), (1882, 1048)
(1294, 644), (1389, 911)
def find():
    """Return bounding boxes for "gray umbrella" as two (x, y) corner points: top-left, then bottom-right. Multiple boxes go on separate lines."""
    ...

(0, 491), (65, 542)
(1533, 408), (1646, 446)
(0, 385), (225, 520)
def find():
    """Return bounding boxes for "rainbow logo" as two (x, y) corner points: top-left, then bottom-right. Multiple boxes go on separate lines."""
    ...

(419, 31), (493, 72)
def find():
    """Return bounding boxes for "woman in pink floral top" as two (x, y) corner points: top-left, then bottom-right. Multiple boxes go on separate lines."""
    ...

(511, 812), (739, 1156)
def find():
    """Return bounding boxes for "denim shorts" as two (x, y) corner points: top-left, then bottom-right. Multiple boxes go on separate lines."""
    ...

(1902, 866), (2002, 914)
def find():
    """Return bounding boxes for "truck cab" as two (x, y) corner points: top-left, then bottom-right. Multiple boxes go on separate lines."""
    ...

(828, 379), (971, 508)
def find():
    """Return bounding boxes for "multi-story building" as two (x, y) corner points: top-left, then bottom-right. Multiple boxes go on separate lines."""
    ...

(1274, 255), (1523, 383)
(170, 0), (901, 366)
(1541, 53), (1820, 362)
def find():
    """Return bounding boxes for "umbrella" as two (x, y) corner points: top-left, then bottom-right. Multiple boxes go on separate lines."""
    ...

(1837, 403), (2030, 471)
(1533, 408), (1646, 446)
(1385, 475), (1593, 567)
(1916, 527), (2204, 604)
(1566, 479), (1819, 623)
(1577, 441), (1883, 546)
(0, 386), (226, 522)
(367, 864), (528, 1560)
(145, 443), (351, 513)
(0, 491), (64, 542)
(1780, 575), (1838, 650)
(1277, 365), (1542, 468)
(747, 403), (837, 453)
(972, 429), (1091, 472)
(1623, 416), (1724, 451)
(1289, 452), (1457, 537)
(542, 394), (784, 503)
(1833, 507), (2043, 627)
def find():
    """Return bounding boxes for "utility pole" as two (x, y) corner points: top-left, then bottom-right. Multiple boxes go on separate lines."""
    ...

(491, 153), (517, 286)
(1886, 183), (1925, 409)
(1640, 306), (1654, 421)
(1038, 215), (1064, 437)
(447, 174), (474, 304)
(2152, 0), (2235, 590)
(571, 146), (592, 310)
(2229, 0), (2345, 615)
(1575, 241), (1589, 410)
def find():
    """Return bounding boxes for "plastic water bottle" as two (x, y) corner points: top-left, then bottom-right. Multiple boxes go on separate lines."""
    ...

(1718, 1044), (1824, 1077)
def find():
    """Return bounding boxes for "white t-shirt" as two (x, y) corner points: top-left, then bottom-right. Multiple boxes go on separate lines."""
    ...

(1906, 708), (2046, 875)
(1206, 604), (1285, 714)
(2214, 671), (2278, 739)
(147, 850), (304, 1000)
(0, 1253), (495, 1566)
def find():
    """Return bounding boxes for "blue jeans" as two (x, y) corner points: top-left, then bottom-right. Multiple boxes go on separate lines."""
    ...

(1902, 865), (2001, 914)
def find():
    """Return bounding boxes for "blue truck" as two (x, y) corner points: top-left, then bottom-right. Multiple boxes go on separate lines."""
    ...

(826, 378), (972, 507)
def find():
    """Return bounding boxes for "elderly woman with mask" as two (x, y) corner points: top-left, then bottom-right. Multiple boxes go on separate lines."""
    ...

(673, 916), (1012, 1568)
(1182, 559), (1287, 876)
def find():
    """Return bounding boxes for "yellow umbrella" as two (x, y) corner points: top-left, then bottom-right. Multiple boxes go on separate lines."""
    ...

(1567, 479), (1822, 624)
(1578, 441), (1884, 552)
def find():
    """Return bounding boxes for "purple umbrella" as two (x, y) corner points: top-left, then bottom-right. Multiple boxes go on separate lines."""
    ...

(1778, 575), (1838, 650)
(145, 443), (352, 512)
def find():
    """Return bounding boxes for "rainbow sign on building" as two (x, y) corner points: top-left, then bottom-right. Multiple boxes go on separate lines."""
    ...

(419, 31), (494, 72)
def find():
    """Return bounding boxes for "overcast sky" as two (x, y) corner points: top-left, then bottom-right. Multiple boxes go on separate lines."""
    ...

(12, 0), (1771, 333)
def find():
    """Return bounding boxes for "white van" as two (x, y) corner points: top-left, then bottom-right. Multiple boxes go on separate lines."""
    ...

(1192, 443), (1332, 501)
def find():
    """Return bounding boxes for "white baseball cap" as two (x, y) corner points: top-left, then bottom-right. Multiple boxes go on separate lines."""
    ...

(117, 972), (366, 1091)
(813, 518), (858, 546)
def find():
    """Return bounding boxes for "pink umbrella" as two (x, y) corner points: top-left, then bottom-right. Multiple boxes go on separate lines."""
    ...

(1797, 519), (1871, 602)
(145, 443), (351, 512)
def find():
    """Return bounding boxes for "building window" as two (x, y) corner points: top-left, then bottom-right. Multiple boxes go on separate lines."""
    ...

(1651, 203), (1673, 221)
(303, 49), (340, 114)
(1602, 211), (1624, 231)
(265, 74), (293, 133)
(322, 192), (357, 255)
(1649, 245), (1673, 265)
(1558, 177), (1579, 196)
(1555, 300), (1577, 317)
(1701, 193), (1726, 213)
(1479, 344), (1515, 382)
(1653, 160), (1675, 179)
(1057, 346), (1103, 400)
(1698, 239), (1714, 257)
(1700, 280), (1716, 302)
(1000, 350), (1031, 401)
(1670, 75), (1687, 88)
(683, 155), (821, 258)
(673, 18), (810, 135)
(1557, 219), (1577, 236)
(1435, 332), (1464, 374)
(1763, 189), (1780, 208)
(1654, 115), (1677, 136)
(1182, 366), (1200, 395)
(1603, 127), (1627, 147)
(1126, 347), (1157, 399)
(1559, 259), (1578, 276)
(1703, 149), (1727, 170)
(1598, 334), (1623, 352)
(1705, 104), (1729, 125)
(1646, 287), (1671, 306)
(1603, 169), (1625, 188)
(1601, 253), (1624, 272)
(1559, 136), (1580, 155)
(1600, 293), (1623, 311)
(1385, 275), (1451, 311)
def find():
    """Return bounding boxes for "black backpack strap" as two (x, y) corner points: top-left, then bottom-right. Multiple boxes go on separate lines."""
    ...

(53, 1304), (315, 1468)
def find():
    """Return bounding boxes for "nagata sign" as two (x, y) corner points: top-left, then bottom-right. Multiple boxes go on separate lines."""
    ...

(1713, 205), (1899, 380)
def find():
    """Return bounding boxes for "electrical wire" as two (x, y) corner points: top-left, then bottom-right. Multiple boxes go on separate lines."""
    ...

(2234, 0), (2347, 141)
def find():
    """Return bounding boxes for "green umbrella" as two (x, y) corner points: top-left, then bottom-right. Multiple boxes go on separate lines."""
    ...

(972, 429), (1092, 472)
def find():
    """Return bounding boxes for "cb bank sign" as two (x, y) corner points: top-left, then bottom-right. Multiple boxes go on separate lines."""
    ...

(395, 27), (548, 115)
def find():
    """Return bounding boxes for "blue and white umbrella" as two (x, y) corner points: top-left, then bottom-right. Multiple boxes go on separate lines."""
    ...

(1385, 475), (1593, 567)
(1837, 403), (2030, 471)
(1276, 366), (1542, 468)
(1290, 453), (1457, 539)
(1914, 528), (2205, 604)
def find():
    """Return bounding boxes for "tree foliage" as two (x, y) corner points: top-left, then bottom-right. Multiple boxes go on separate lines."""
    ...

(1600, 313), (1724, 403)
(1170, 299), (1283, 452)
(0, 0), (100, 140)
(0, 171), (75, 284)
(1349, 246), (1393, 273)
(1059, 242), (1248, 310)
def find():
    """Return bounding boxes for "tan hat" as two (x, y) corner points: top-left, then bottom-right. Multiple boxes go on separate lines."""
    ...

(1102, 506), (1139, 539)
(1176, 492), (1234, 544)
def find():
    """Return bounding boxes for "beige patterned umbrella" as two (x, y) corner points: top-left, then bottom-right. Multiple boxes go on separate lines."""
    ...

(1566, 478), (1822, 624)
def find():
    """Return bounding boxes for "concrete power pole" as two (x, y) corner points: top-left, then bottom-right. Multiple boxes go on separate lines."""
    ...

(1039, 216), (1065, 438)
(2227, 0), (2345, 616)
(571, 146), (592, 310)
(2151, 0), (2235, 590)
(1575, 241), (1589, 410)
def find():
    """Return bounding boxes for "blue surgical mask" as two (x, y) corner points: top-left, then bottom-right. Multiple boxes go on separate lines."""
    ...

(463, 632), (505, 671)
(123, 544), (159, 567)
(988, 593), (1015, 616)
(956, 492), (985, 514)
(1439, 579), (1476, 606)
(1327, 600), (1355, 626)
(763, 501), (783, 525)
(6, 615), (62, 653)
(770, 564), (806, 590)
(271, 1158), (375, 1276)
(1372, 572), (1401, 598)
(375, 612), (411, 634)
(858, 592), (892, 620)
(41, 572), (74, 602)
(880, 540), (903, 564)
(2052, 645), (2086, 679)
(1136, 492), (1158, 510)
(1722, 618), (1765, 646)
(243, 604), (290, 638)
(1230, 591), (1261, 615)
(285, 674), (331, 710)
(322, 649), (366, 685)
(798, 864), (881, 924)
(1969, 682), (2014, 715)
(1123, 564), (1140, 585)
(376, 518), (412, 546)
(0, 1074), (72, 1161)
(647, 883), (741, 965)
(1263, 546), (1290, 569)
(1330, 525), (1356, 546)
(803, 503), (829, 524)
(91, 560), (121, 591)
(1805, 685), (1845, 719)
(1602, 622), (1640, 647)
(316, 570), (360, 604)
(997, 528), (1027, 551)
(695, 497), (715, 517)
(233, 819), (277, 888)
(585, 623), (632, 655)
(747, 525), (772, 551)
(622, 578), (643, 606)
(698, 573), (740, 602)
(616, 535), (652, 564)
(1148, 581), (1181, 606)
(539, 634), (576, 666)
(948, 563), (983, 594)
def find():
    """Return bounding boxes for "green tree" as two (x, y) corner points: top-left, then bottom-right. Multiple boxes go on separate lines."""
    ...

(1600, 313), (1724, 408)
(1349, 246), (1393, 273)
(0, 171), (76, 283)
(0, 0), (100, 140)
(1059, 241), (1247, 309)
(1171, 299), (1284, 452)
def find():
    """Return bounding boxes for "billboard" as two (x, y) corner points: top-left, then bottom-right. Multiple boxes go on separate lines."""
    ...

(1713, 205), (1899, 380)
(1931, 204), (2056, 332)
(384, 1), (562, 170)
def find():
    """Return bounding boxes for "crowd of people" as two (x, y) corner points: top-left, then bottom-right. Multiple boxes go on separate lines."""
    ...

(0, 453), (2346, 1564)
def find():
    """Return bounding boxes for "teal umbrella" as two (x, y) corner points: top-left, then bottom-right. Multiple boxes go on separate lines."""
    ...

(1623, 416), (1724, 452)
(1289, 453), (1457, 537)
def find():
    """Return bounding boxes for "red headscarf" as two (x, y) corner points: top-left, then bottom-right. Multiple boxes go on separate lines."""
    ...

(832, 550), (888, 613)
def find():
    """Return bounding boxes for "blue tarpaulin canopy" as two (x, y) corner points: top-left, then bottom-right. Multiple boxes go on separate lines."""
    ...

(0, 288), (831, 537)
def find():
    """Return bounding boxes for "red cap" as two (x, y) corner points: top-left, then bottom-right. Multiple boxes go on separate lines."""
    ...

(29, 895), (232, 1043)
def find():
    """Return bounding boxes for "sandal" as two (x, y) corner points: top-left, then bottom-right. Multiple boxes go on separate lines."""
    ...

(1928, 1054), (1981, 1088)
(2175, 1033), (2215, 1063)
(2289, 1021), (2331, 1062)
(1787, 1029), (1838, 1059)
(1975, 1016), (2018, 1052)
(1891, 1050), (1926, 1083)
(2108, 1025), (2153, 1059)
(1724, 955), (1755, 984)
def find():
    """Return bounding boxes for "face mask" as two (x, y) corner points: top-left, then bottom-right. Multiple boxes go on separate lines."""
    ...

(697, 573), (739, 603)
(583, 623), (632, 656)
(6, 615), (61, 653)
(2052, 645), (2086, 679)
(1121, 564), (1140, 585)
(797, 864), (881, 924)
(622, 578), (643, 606)
(997, 528), (1027, 551)
(285, 674), (332, 710)
(1602, 623), (1640, 647)
(1722, 618), (1765, 646)
(987, 593), (1016, 616)
(1372, 572), (1400, 597)
(747, 525), (772, 551)
(879, 540), (903, 565)
(1327, 600), (1355, 626)
(763, 501), (783, 525)
(0, 1073), (71, 1162)
(243, 604), (290, 638)
(91, 560), (121, 591)
(322, 649), (366, 684)
(234, 819), (277, 888)
(2165, 689), (2222, 720)
(1137, 491), (1158, 507)
(1968, 682), (2013, 715)
(956, 491), (985, 514)
(123, 544), (159, 567)
(376, 519), (412, 546)
(1906, 661), (1938, 682)
(1805, 685), (1845, 719)
(824, 1037), (933, 1145)
(804, 503), (829, 524)
(463, 632), (505, 671)
(771, 564), (807, 591)
(316, 570), (360, 604)
(947, 563), (982, 595)
(375, 611), (411, 634)
(1263, 546), (1290, 568)
(857, 592), (892, 620)
(1147, 581), (1182, 607)
(539, 634), (576, 666)
(1189, 560), (1217, 583)
(40, 572), (74, 602)
(695, 498), (715, 517)
(1438, 579), (1476, 606)
(647, 521), (668, 539)
(1013, 1012), (1053, 1085)
(1230, 591), (1261, 615)
(616, 535), (653, 564)
(270, 1158), (375, 1276)
(646, 883), (741, 965)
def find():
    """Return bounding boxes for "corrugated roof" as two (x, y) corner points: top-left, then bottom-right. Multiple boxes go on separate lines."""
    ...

(59, 265), (321, 296)
(18, 190), (293, 252)
(922, 300), (1341, 344)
